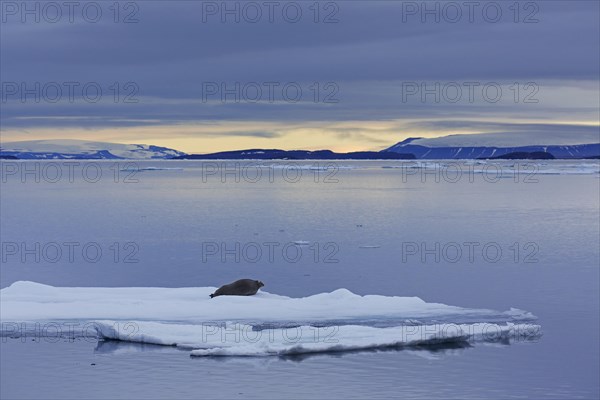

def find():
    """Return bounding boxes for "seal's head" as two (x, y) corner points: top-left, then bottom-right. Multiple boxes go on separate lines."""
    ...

(256, 280), (264, 288)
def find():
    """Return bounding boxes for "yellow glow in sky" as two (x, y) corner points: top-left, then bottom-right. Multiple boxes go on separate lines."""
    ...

(2, 117), (599, 153)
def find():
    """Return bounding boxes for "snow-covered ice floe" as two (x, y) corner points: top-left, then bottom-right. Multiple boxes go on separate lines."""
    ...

(94, 321), (541, 357)
(0, 281), (541, 357)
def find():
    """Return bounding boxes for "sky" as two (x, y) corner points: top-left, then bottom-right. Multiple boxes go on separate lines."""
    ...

(1, 0), (599, 153)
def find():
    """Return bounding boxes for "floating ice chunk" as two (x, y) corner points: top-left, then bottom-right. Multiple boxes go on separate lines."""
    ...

(1, 281), (536, 326)
(2, 282), (541, 356)
(93, 320), (541, 357)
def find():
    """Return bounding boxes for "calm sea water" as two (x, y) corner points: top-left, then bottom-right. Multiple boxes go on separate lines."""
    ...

(1, 160), (599, 399)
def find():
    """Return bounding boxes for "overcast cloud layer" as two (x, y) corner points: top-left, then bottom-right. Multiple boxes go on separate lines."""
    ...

(1, 1), (599, 152)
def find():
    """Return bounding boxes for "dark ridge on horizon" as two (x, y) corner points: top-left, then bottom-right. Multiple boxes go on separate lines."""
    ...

(174, 149), (416, 160)
(1, 140), (598, 160)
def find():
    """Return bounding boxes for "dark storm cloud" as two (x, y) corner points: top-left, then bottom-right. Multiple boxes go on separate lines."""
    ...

(3, 1), (598, 82)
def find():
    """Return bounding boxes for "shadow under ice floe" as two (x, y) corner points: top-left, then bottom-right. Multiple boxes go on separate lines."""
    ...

(0, 281), (542, 357)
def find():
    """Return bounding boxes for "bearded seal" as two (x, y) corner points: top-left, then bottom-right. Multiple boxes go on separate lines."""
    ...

(210, 279), (264, 298)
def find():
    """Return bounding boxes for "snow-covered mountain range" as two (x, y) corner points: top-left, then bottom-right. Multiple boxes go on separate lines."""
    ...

(385, 133), (600, 159)
(2, 133), (599, 160)
(0, 140), (186, 160)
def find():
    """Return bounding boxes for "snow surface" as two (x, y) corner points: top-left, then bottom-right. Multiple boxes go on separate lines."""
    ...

(0, 281), (533, 323)
(0, 281), (541, 356)
(393, 132), (600, 148)
(95, 320), (541, 357)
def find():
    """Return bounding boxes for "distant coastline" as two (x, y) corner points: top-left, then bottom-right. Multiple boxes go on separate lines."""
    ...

(173, 150), (416, 160)
(1, 139), (599, 160)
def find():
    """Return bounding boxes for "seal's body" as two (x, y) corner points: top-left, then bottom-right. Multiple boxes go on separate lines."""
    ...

(210, 279), (264, 298)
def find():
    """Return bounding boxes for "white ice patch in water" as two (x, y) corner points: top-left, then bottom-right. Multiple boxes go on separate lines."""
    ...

(93, 320), (541, 357)
(1, 282), (541, 356)
(0, 281), (534, 323)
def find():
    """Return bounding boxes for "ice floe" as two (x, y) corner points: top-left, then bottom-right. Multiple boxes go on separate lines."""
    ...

(0, 281), (541, 356)
(93, 320), (540, 357)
